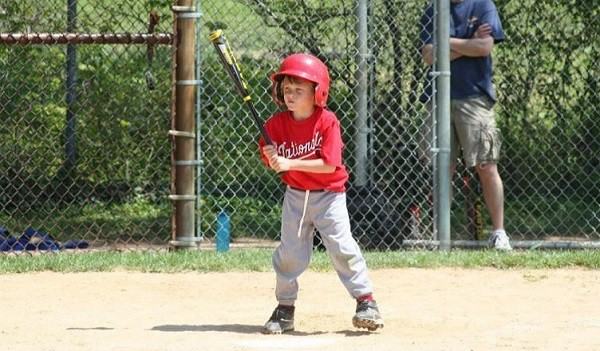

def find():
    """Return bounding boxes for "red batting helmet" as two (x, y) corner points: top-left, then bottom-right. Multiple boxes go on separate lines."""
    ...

(271, 53), (330, 107)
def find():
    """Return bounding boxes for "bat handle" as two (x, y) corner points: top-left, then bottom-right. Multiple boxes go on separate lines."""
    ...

(262, 132), (273, 146)
(247, 100), (273, 145)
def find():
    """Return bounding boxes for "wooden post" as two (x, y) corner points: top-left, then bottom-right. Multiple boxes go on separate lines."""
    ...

(169, 0), (201, 249)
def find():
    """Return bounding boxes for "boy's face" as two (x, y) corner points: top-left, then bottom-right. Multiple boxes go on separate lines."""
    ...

(282, 76), (315, 117)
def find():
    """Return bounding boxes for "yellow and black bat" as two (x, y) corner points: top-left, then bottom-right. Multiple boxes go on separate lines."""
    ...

(208, 29), (273, 145)
(463, 167), (485, 241)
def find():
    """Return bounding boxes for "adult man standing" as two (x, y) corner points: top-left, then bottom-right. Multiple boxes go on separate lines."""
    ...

(420, 0), (511, 250)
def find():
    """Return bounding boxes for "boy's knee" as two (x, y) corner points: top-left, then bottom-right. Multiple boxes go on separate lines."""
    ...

(274, 253), (309, 275)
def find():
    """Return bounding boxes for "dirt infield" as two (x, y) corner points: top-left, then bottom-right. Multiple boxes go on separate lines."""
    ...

(2, 268), (600, 351)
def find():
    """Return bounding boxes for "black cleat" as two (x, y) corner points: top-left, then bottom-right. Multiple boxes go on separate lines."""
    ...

(263, 305), (295, 334)
(352, 300), (384, 331)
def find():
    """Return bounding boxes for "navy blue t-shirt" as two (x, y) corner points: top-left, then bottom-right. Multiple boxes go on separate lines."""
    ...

(420, 0), (505, 102)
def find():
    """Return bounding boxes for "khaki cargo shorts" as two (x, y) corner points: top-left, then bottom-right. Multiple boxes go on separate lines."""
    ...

(418, 96), (502, 168)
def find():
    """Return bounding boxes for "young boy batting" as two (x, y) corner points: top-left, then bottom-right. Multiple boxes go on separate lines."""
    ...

(258, 53), (384, 334)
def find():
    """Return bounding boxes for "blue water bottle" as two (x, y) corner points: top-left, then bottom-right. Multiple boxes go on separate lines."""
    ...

(216, 209), (230, 252)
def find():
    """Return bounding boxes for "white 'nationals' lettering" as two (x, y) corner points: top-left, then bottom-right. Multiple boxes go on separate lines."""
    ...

(276, 131), (323, 159)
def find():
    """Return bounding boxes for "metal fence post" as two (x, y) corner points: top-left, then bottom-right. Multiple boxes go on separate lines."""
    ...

(65, 0), (77, 173)
(354, 0), (369, 187)
(434, 0), (451, 250)
(195, 0), (204, 243)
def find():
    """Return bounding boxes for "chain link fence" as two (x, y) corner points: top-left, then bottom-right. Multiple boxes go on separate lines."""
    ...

(1, 0), (598, 252)
(0, 1), (174, 251)
(199, 0), (599, 250)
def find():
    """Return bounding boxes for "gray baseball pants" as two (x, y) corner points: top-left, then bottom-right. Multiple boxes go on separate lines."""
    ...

(273, 187), (374, 306)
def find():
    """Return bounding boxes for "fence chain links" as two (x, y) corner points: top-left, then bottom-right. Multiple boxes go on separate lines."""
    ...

(0, 1), (598, 252)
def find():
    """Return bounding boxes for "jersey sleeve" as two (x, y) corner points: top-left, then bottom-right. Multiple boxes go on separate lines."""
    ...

(318, 116), (344, 168)
(480, 0), (505, 43)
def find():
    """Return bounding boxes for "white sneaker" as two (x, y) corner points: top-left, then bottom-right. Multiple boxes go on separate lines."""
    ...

(489, 230), (512, 251)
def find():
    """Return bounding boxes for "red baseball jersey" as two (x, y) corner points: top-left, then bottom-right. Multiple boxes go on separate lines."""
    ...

(258, 107), (349, 192)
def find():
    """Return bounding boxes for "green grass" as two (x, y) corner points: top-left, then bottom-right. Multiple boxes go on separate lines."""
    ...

(1, 249), (599, 273)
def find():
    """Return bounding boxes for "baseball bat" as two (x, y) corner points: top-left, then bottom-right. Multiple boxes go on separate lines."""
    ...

(463, 166), (484, 241)
(208, 29), (273, 145)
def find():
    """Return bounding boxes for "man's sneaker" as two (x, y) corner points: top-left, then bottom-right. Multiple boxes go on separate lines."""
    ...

(352, 300), (384, 331)
(489, 230), (512, 251)
(263, 305), (295, 334)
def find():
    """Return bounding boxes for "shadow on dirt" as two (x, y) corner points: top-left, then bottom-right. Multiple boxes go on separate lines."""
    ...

(151, 324), (326, 336)
(334, 330), (374, 337)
